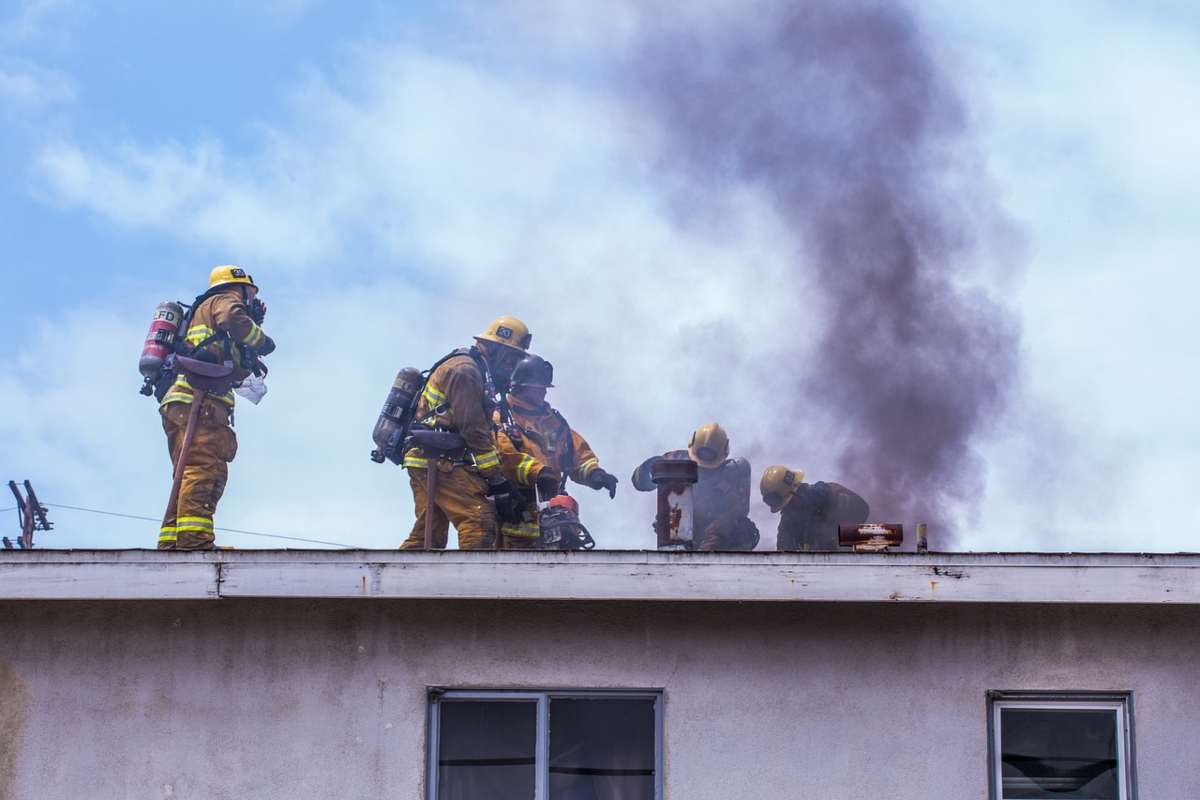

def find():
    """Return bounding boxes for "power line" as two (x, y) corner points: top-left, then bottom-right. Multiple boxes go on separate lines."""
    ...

(0, 506), (16, 513)
(42, 503), (359, 549)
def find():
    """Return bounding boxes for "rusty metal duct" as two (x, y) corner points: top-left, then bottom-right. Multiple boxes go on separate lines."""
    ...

(838, 523), (904, 552)
(651, 459), (699, 550)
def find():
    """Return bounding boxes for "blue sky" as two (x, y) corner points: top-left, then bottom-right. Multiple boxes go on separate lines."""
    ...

(1, 0), (1197, 550)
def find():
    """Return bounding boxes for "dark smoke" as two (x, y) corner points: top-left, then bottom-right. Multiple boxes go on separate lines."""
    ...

(633, 2), (1021, 537)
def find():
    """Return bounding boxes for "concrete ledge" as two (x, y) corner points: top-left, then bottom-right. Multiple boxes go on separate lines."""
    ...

(0, 559), (219, 599)
(3, 550), (1200, 603)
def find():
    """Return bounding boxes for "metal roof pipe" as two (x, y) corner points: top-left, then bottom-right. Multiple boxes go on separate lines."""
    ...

(651, 459), (699, 550)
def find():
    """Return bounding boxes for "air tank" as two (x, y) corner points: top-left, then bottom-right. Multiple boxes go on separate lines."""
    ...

(370, 367), (424, 464)
(138, 301), (184, 393)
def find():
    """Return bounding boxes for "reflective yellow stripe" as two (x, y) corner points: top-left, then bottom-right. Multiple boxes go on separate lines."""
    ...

(177, 516), (214, 530)
(160, 391), (235, 407)
(241, 324), (264, 348)
(515, 454), (538, 485)
(474, 449), (500, 470)
(158, 527), (178, 543)
(185, 325), (217, 345)
(403, 455), (429, 469)
(422, 385), (447, 408)
(160, 375), (235, 407)
(501, 521), (541, 539)
(578, 457), (600, 477)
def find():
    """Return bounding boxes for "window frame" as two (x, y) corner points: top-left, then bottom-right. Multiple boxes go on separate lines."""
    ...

(426, 688), (664, 800)
(986, 690), (1137, 800)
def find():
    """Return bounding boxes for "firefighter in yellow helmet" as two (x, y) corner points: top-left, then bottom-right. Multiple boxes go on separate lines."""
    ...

(760, 465), (869, 551)
(493, 354), (618, 549)
(398, 317), (530, 550)
(158, 266), (275, 549)
(631, 423), (759, 550)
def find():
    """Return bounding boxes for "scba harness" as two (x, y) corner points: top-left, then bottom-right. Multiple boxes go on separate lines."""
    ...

(147, 289), (267, 402)
(509, 406), (576, 494)
(372, 347), (511, 468)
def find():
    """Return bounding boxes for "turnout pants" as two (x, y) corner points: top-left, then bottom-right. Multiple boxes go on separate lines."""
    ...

(159, 398), (237, 550)
(501, 495), (543, 550)
(401, 462), (496, 550)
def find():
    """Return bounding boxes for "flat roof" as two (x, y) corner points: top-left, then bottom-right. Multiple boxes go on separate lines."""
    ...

(2, 550), (1199, 603)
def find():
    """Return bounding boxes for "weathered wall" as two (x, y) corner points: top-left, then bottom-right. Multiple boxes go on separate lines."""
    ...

(0, 599), (1196, 799)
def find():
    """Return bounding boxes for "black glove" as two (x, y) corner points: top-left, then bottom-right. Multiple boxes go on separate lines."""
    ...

(587, 469), (618, 499)
(536, 470), (562, 501)
(240, 348), (270, 378)
(257, 334), (276, 356)
(487, 477), (525, 524)
(250, 298), (267, 324)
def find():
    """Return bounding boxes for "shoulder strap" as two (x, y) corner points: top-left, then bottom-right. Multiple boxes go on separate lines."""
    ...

(176, 291), (233, 360)
(424, 347), (471, 381)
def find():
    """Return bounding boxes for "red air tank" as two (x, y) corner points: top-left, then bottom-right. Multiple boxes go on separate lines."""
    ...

(139, 301), (184, 385)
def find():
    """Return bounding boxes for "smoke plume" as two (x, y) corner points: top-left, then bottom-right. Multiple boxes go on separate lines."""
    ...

(632, 2), (1022, 537)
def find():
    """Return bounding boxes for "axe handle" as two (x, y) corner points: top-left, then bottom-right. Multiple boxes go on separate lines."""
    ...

(162, 392), (207, 534)
(424, 464), (439, 550)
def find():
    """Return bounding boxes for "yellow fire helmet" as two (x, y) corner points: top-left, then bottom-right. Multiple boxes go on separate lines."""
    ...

(475, 316), (532, 352)
(760, 465), (806, 513)
(688, 423), (730, 469)
(209, 265), (257, 290)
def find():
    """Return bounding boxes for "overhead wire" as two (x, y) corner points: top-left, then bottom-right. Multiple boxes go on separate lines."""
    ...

(41, 503), (360, 549)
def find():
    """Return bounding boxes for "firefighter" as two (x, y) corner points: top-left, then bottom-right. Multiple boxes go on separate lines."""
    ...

(760, 466), (870, 551)
(493, 354), (618, 549)
(159, 265), (275, 550)
(631, 423), (758, 550)
(398, 317), (529, 550)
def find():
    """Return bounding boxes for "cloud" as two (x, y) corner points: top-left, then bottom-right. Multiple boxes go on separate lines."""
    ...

(0, 64), (73, 108)
(4, 0), (73, 41)
(17, 37), (808, 549)
(11, 1), (1198, 552)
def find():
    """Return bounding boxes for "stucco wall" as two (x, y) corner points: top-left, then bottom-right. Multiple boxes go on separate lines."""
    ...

(1, 599), (1196, 799)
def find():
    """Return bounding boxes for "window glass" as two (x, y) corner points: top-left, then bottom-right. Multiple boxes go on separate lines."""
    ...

(549, 697), (656, 800)
(438, 701), (537, 800)
(1000, 708), (1119, 799)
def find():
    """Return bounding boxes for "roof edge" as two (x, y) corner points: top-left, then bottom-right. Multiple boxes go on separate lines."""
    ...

(2, 549), (1198, 603)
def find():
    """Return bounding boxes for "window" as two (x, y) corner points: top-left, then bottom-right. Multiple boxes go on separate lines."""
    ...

(427, 690), (662, 800)
(988, 692), (1136, 800)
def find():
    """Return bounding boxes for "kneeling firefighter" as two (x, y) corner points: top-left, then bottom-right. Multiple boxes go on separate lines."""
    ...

(393, 317), (530, 550)
(631, 423), (759, 550)
(760, 466), (869, 551)
(139, 265), (275, 550)
(493, 354), (618, 549)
